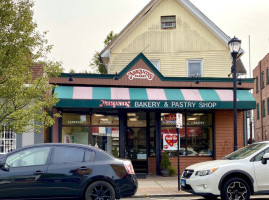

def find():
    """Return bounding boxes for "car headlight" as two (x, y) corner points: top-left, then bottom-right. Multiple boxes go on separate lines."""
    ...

(195, 168), (218, 176)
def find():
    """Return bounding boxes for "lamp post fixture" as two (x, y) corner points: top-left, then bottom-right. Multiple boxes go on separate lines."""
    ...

(228, 36), (241, 151)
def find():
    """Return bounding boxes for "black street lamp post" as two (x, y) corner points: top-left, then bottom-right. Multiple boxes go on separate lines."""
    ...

(228, 36), (242, 152)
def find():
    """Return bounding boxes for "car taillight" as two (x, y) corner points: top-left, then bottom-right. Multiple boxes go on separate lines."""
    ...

(124, 161), (135, 174)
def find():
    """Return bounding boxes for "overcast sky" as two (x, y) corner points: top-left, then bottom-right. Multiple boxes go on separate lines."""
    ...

(33, 0), (269, 76)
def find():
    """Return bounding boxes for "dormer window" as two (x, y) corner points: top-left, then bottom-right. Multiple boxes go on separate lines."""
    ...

(161, 16), (176, 29)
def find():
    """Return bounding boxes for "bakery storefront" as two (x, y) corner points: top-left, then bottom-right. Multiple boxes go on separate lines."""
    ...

(50, 53), (256, 175)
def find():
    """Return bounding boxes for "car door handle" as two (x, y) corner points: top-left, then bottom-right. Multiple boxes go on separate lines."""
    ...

(80, 166), (87, 170)
(33, 170), (45, 175)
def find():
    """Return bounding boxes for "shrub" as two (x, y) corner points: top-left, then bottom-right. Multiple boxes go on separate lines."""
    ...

(160, 152), (171, 169)
(168, 165), (176, 176)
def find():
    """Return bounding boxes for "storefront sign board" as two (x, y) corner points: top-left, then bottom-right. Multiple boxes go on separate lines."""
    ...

(163, 134), (178, 150)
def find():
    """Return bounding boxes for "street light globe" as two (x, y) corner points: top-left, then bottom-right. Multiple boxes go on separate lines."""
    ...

(228, 36), (241, 54)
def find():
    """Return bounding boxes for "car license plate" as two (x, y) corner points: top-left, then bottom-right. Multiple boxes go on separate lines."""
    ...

(181, 179), (186, 187)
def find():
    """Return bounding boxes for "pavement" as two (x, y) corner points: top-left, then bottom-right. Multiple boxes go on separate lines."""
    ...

(134, 174), (192, 198)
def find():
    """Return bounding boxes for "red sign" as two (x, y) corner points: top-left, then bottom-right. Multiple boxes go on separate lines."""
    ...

(99, 100), (131, 108)
(127, 68), (154, 80)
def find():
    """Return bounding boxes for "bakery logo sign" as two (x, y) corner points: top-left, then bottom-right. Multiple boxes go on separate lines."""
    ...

(99, 100), (131, 108)
(127, 68), (154, 81)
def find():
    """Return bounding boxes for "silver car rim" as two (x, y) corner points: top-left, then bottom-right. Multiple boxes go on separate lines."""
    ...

(89, 183), (112, 200)
(227, 181), (247, 200)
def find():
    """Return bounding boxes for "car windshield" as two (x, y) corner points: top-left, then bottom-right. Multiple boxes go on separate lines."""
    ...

(222, 143), (268, 160)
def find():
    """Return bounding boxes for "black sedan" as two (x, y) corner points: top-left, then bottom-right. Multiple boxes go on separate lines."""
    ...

(0, 143), (138, 200)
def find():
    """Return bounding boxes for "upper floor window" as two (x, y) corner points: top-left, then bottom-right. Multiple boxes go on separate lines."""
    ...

(256, 76), (259, 93)
(187, 60), (203, 77)
(257, 103), (260, 120)
(150, 60), (160, 71)
(262, 72), (265, 88)
(161, 16), (176, 29)
(267, 68), (269, 85)
(267, 97), (269, 115)
(262, 100), (266, 117)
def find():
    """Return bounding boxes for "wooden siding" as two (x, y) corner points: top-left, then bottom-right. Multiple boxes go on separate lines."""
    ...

(109, 0), (231, 77)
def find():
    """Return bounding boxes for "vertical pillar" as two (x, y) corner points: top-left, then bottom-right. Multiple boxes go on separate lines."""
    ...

(155, 111), (161, 175)
(119, 111), (126, 158)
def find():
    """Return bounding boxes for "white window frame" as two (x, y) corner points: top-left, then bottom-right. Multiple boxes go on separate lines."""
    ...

(161, 16), (176, 29)
(150, 60), (160, 71)
(0, 126), (16, 155)
(187, 59), (203, 77)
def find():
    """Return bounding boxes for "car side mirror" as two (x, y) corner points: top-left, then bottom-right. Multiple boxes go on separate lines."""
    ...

(262, 153), (269, 165)
(0, 161), (5, 169)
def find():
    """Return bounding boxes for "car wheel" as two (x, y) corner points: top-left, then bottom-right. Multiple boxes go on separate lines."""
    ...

(85, 180), (115, 200)
(202, 195), (218, 200)
(221, 177), (250, 200)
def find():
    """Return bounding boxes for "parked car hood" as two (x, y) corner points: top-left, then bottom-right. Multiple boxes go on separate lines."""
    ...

(185, 159), (235, 170)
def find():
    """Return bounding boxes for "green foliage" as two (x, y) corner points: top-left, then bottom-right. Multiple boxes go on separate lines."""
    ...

(89, 31), (117, 74)
(112, 148), (119, 158)
(160, 152), (171, 169)
(168, 165), (176, 176)
(0, 0), (62, 133)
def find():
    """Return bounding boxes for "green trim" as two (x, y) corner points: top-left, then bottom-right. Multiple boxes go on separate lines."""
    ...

(56, 52), (255, 84)
(56, 99), (256, 110)
(117, 53), (165, 80)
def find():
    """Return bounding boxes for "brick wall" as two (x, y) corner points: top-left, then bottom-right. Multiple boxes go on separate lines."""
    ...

(148, 156), (212, 175)
(29, 63), (43, 81)
(253, 53), (269, 141)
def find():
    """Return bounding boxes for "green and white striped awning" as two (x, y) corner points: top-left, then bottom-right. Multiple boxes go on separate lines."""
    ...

(54, 86), (256, 109)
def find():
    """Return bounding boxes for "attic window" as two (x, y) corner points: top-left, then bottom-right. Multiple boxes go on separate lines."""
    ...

(161, 16), (176, 29)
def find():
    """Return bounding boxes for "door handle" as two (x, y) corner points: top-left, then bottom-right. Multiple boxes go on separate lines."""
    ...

(80, 166), (87, 170)
(34, 170), (45, 175)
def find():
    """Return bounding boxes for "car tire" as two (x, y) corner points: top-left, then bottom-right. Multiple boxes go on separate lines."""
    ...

(85, 180), (116, 200)
(220, 177), (250, 200)
(202, 195), (218, 200)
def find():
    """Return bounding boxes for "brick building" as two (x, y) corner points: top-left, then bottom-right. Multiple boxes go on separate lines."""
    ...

(253, 53), (269, 141)
(50, 53), (255, 175)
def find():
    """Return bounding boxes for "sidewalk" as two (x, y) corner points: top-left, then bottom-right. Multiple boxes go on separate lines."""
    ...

(134, 174), (193, 197)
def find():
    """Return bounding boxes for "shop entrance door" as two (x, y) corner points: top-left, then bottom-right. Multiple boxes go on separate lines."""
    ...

(125, 112), (148, 174)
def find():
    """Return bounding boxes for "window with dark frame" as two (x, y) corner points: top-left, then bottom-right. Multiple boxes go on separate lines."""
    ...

(256, 76), (259, 93)
(257, 103), (260, 120)
(161, 16), (176, 29)
(262, 100), (266, 117)
(267, 68), (269, 85)
(262, 72), (265, 89)
(267, 97), (269, 115)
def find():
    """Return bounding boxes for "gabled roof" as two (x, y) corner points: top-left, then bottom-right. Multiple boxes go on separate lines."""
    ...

(100, 0), (231, 58)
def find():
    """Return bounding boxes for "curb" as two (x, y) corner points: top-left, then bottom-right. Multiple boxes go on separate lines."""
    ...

(132, 193), (194, 198)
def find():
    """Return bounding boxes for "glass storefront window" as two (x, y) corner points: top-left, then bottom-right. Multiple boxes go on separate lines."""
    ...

(161, 113), (185, 126)
(187, 113), (212, 126)
(161, 112), (213, 157)
(91, 127), (119, 154)
(62, 113), (90, 125)
(127, 112), (147, 127)
(62, 127), (89, 145)
(92, 114), (119, 126)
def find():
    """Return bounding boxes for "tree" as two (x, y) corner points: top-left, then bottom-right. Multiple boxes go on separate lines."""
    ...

(90, 31), (117, 74)
(0, 0), (62, 133)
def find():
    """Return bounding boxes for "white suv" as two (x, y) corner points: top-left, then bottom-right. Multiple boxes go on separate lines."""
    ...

(181, 141), (269, 200)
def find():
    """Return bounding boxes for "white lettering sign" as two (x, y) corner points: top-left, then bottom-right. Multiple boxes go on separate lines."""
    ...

(127, 68), (154, 80)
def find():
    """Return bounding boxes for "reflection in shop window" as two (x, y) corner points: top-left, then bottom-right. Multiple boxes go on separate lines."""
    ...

(62, 127), (89, 145)
(91, 127), (119, 155)
(161, 112), (213, 157)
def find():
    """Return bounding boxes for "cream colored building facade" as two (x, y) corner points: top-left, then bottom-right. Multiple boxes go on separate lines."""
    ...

(100, 0), (245, 77)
